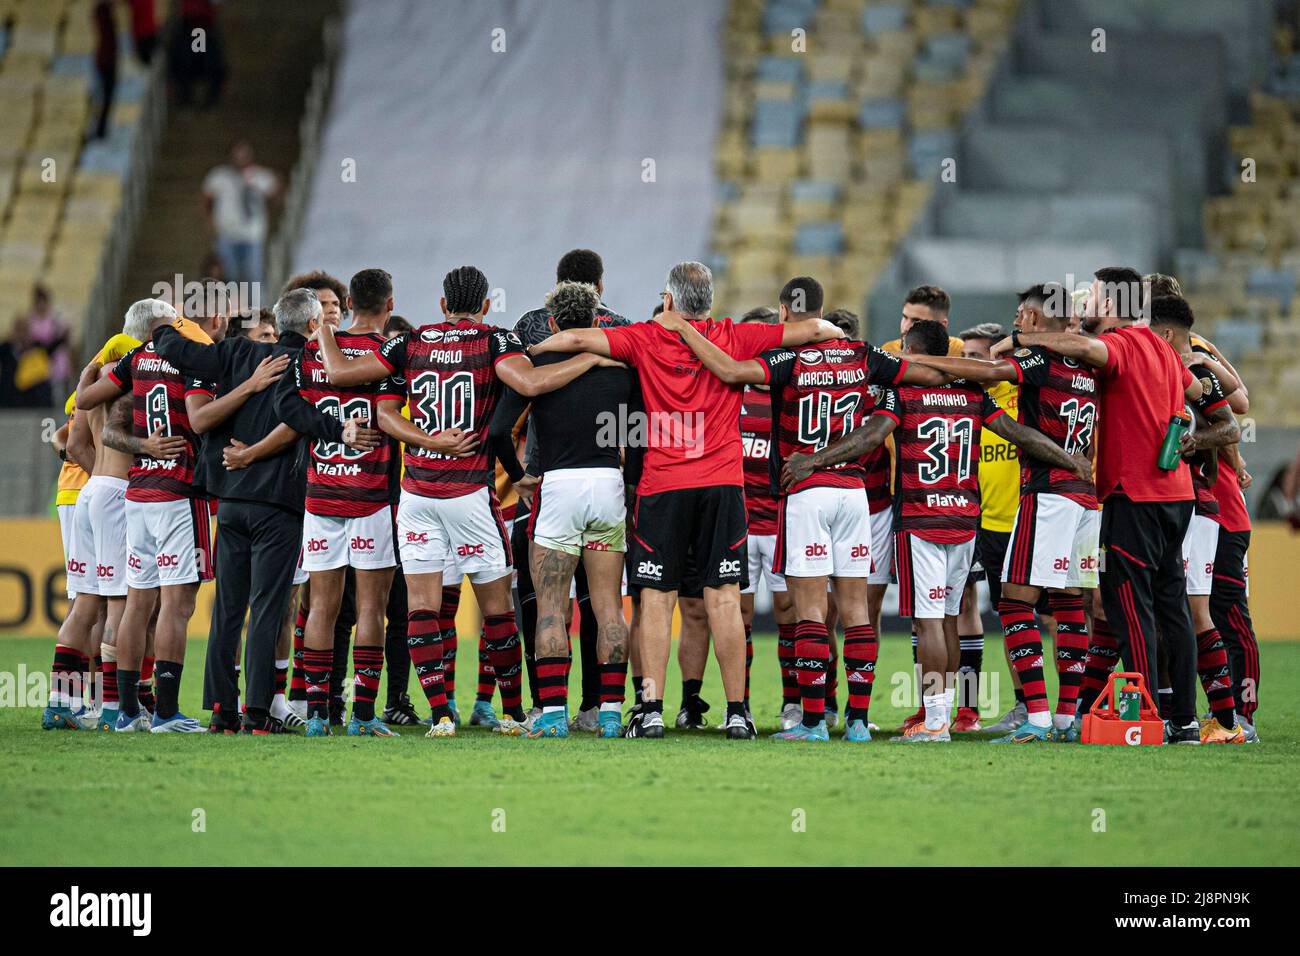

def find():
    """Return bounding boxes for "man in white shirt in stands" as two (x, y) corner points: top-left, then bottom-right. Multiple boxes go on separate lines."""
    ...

(202, 140), (281, 286)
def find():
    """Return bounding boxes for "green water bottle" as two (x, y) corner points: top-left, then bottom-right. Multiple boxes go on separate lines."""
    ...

(1157, 414), (1190, 471)
(1118, 684), (1141, 721)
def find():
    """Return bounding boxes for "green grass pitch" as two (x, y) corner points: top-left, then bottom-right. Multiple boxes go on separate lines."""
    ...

(2, 635), (1297, 866)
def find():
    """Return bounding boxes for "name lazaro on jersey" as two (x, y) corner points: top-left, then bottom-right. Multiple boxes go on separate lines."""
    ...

(376, 321), (526, 499)
(1004, 345), (1098, 508)
(760, 339), (907, 495)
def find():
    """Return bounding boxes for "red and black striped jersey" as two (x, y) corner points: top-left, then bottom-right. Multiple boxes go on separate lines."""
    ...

(861, 382), (892, 513)
(108, 343), (205, 503)
(739, 384), (778, 536)
(297, 331), (402, 517)
(875, 380), (1003, 544)
(761, 339), (907, 494)
(1004, 346), (1098, 509)
(1186, 361), (1230, 518)
(377, 320), (526, 499)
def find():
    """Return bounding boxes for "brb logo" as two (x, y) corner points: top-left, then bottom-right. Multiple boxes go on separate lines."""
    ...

(804, 543), (828, 558)
(637, 560), (662, 580)
(306, 538), (328, 553)
(456, 543), (484, 557)
(350, 536), (375, 551)
(718, 558), (741, 576)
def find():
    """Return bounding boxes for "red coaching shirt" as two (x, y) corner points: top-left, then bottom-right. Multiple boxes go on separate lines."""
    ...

(1094, 325), (1194, 503)
(602, 318), (783, 496)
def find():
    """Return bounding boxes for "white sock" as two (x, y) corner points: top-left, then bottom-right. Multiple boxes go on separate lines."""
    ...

(599, 702), (621, 713)
(1053, 712), (1074, 730)
(923, 693), (947, 730)
(943, 687), (955, 717)
(543, 705), (566, 716)
(1027, 709), (1051, 728)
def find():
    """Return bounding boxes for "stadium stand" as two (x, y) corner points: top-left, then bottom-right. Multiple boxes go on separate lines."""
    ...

(709, 0), (1021, 321)
(0, 0), (161, 344)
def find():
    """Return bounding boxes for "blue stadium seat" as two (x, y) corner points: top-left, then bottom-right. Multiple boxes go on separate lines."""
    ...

(1246, 267), (1296, 314)
(907, 129), (958, 178)
(51, 54), (93, 76)
(861, 5), (907, 37)
(1209, 318), (1263, 360)
(764, 0), (817, 35)
(858, 97), (905, 129)
(716, 181), (740, 203)
(925, 32), (972, 65)
(752, 99), (802, 147)
(807, 80), (849, 102)
(795, 221), (845, 255)
(756, 55), (803, 84)
(790, 180), (839, 203)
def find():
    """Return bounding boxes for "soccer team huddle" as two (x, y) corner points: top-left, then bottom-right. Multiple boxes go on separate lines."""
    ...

(43, 249), (1262, 745)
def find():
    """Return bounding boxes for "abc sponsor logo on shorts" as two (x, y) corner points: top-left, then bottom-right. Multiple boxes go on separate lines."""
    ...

(350, 536), (375, 551)
(405, 531), (428, 544)
(128, 554), (142, 570)
(637, 560), (663, 581)
(595, 406), (707, 459)
(456, 543), (485, 557)
(96, 564), (115, 579)
(804, 543), (827, 557)
(718, 557), (741, 576)
(850, 544), (869, 559)
(156, 553), (180, 568)
(306, 538), (329, 553)
(66, 559), (86, 575)
(584, 541), (610, 551)
(928, 585), (953, 600)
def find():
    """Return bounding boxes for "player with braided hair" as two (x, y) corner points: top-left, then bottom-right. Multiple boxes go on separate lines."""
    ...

(316, 266), (625, 737)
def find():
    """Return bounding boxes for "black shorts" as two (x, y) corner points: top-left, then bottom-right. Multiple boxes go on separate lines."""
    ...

(975, 527), (1011, 606)
(629, 486), (748, 592)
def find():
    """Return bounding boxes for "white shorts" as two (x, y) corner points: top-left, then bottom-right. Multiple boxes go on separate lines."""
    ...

(58, 503), (77, 598)
(397, 486), (510, 584)
(743, 533), (787, 594)
(65, 495), (98, 596)
(1002, 493), (1100, 590)
(896, 533), (975, 619)
(83, 476), (128, 597)
(867, 506), (893, 585)
(778, 486), (872, 578)
(1182, 513), (1220, 597)
(125, 497), (213, 589)
(301, 507), (396, 572)
(529, 467), (626, 556)
(293, 550), (309, 586)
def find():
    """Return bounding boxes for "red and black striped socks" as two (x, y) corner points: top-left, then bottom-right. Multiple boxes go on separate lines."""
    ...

(535, 656), (568, 714)
(794, 620), (830, 727)
(138, 656), (156, 714)
(303, 647), (333, 720)
(998, 598), (1050, 726)
(777, 621), (799, 707)
(1196, 628), (1236, 728)
(351, 645), (384, 722)
(483, 613), (524, 720)
(1079, 617), (1119, 713)
(600, 660), (627, 712)
(438, 589), (460, 700)
(289, 602), (308, 702)
(406, 610), (449, 717)
(49, 644), (88, 710)
(1048, 593), (1088, 725)
(842, 624), (877, 721)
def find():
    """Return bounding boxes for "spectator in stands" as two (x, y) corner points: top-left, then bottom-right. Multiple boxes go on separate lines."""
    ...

(202, 140), (281, 287)
(0, 317), (55, 408)
(200, 251), (226, 282)
(25, 285), (73, 398)
(92, 0), (118, 139)
(169, 0), (228, 107)
(125, 0), (159, 63)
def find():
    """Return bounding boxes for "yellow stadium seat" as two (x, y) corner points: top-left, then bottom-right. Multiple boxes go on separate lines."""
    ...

(755, 147), (802, 183)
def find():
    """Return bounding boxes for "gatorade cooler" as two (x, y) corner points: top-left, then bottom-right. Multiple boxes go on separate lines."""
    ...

(1081, 672), (1164, 746)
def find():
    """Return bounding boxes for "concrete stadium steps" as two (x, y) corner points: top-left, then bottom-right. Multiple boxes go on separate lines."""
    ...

(899, 237), (1130, 294)
(932, 190), (1159, 262)
(116, 0), (337, 317)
